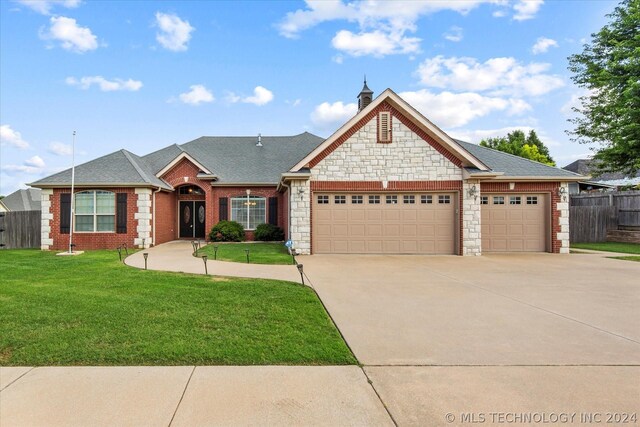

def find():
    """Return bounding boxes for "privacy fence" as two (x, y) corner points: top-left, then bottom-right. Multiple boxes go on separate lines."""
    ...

(0, 211), (41, 249)
(570, 191), (640, 243)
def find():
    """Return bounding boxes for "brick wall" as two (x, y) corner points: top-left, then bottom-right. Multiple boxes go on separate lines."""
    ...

(49, 188), (139, 251)
(154, 191), (176, 244)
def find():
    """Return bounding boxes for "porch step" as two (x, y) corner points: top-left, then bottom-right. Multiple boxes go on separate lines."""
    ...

(606, 229), (640, 244)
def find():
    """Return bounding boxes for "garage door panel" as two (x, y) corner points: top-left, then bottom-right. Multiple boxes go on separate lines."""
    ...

(313, 192), (456, 254)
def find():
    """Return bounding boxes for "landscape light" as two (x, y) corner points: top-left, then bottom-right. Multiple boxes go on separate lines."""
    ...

(213, 245), (219, 260)
(192, 240), (198, 255)
(202, 255), (208, 275)
(245, 249), (250, 263)
(296, 263), (305, 285)
(117, 246), (122, 262)
(143, 253), (148, 270)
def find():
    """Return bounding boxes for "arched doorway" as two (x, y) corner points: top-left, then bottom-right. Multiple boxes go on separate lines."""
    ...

(177, 185), (206, 239)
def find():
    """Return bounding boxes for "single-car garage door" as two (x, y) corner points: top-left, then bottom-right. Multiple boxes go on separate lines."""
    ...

(312, 193), (456, 254)
(481, 194), (548, 252)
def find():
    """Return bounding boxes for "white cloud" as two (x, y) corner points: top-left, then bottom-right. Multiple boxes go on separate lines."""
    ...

(227, 86), (274, 106)
(178, 85), (214, 106)
(311, 101), (357, 129)
(331, 29), (420, 57)
(15, 0), (80, 15)
(443, 26), (463, 42)
(4, 156), (46, 174)
(1, 125), (30, 149)
(532, 37), (558, 54)
(416, 55), (564, 97)
(513, 0), (544, 21)
(155, 12), (194, 52)
(40, 16), (98, 53)
(332, 54), (344, 64)
(65, 76), (143, 91)
(48, 142), (73, 156)
(286, 99), (302, 107)
(398, 89), (530, 128)
(492, 9), (507, 17)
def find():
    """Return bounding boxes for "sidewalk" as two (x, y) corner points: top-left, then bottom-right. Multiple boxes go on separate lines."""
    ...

(125, 240), (302, 283)
(0, 366), (392, 426)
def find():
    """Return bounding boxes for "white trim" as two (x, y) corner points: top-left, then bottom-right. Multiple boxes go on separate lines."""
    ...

(156, 152), (212, 178)
(290, 89), (489, 172)
(230, 195), (266, 230)
(73, 190), (116, 233)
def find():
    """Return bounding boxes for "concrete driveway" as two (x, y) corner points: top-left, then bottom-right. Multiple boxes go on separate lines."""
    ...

(302, 253), (640, 425)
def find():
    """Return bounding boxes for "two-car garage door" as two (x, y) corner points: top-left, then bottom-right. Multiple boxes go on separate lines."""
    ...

(313, 193), (456, 254)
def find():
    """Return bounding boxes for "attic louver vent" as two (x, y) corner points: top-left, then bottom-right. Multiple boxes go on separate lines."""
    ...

(378, 112), (391, 143)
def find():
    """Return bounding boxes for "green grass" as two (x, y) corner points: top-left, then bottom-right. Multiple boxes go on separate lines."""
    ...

(570, 242), (640, 254)
(197, 242), (294, 265)
(0, 250), (355, 366)
(608, 256), (640, 262)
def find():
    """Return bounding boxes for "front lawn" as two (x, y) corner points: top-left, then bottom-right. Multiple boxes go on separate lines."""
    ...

(571, 242), (640, 254)
(197, 242), (294, 265)
(608, 256), (640, 262)
(0, 250), (355, 366)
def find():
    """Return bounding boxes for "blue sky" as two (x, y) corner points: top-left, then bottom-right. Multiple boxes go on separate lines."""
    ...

(0, 0), (617, 195)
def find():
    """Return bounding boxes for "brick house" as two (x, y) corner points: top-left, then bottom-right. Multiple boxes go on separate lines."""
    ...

(30, 85), (582, 255)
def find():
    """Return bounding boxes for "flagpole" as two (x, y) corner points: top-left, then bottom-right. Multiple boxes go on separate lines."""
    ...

(69, 130), (76, 254)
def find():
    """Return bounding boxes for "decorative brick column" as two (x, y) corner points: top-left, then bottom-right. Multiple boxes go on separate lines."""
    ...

(289, 180), (311, 254)
(135, 188), (152, 248)
(40, 189), (53, 250)
(557, 182), (570, 254)
(462, 180), (482, 256)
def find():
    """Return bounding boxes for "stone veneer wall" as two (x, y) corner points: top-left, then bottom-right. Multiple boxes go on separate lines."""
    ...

(135, 188), (152, 248)
(462, 180), (482, 256)
(557, 182), (570, 254)
(289, 180), (311, 254)
(40, 189), (53, 250)
(311, 116), (462, 182)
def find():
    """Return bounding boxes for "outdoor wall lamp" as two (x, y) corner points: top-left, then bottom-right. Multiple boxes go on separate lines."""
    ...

(297, 186), (305, 200)
(297, 263), (305, 285)
(202, 255), (208, 275)
(467, 185), (478, 201)
(557, 186), (567, 202)
(143, 253), (149, 270)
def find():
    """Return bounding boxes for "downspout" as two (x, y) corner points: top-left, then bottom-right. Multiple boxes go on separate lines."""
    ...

(152, 187), (162, 246)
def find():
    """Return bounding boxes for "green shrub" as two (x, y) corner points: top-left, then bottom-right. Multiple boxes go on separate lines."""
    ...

(209, 220), (245, 242)
(254, 223), (285, 241)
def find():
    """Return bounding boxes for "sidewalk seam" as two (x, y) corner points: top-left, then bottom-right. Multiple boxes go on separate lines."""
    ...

(0, 367), (35, 392)
(361, 367), (398, 427)
(168, 366), (196, 427)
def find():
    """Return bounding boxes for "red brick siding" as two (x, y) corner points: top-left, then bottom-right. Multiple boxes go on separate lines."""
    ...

(49, 188), (139, 250)
(154, 191), (176, 245)
(309, 101), (463, 168)
(310, 180), (464, 255)
(480, 181), (562, 253)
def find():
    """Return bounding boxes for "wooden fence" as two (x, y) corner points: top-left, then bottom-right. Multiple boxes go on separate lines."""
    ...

(569, 191), (640, 242)
(0, 211), (41, 249)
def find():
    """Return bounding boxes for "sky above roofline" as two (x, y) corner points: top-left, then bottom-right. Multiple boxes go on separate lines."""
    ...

(0, 0), (617, 195)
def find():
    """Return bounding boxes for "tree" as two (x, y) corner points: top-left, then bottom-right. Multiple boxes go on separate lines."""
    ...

(567, 0), (640, 175)
(479, 130), (556, 166)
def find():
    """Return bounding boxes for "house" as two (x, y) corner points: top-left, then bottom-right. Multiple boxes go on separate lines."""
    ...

(0, 188), (41, 212)
(30, 85), (583, 255)
(563, 159), (640, 194)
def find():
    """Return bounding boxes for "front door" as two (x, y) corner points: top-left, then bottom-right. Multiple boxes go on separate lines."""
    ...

(179, 201), (206, 238)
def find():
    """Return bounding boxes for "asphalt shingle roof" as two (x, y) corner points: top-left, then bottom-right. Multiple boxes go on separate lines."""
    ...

(1, 188), (41, 211)
(456, 140), (582, 178)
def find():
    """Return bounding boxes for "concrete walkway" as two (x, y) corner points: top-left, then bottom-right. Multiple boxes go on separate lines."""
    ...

(125, 240), (301, 283)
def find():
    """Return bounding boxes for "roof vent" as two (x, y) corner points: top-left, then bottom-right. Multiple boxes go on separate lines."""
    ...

(257, 133), (263, 147)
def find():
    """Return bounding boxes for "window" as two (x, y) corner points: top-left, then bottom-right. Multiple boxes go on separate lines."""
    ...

(438, 195), (451, 204)
(231, 196), (266, 230)
(378, 112), (391, 142)
(421, 195), (433, 204)
(493, 196), (505, 205)
(75, 190), (115, 232)
(317, 195), (329, 204)
(178, 185), (204, 195)
(386, 195), (398, 204)
(351, 195), (363, 204)
(369, 195), (380, 204)
(480, 196), (488, 205)
(509, 196), (522, 205)
(403, 195), (415, 204)
(334, 195), (346, 204)
(527, 196), (538, 205)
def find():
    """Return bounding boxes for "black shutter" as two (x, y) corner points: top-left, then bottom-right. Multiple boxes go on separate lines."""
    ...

(219, 197), (228, 221)
(116, 193), (127, 234)
(268, 197), (278, 225)
(60, 193), (71, 234)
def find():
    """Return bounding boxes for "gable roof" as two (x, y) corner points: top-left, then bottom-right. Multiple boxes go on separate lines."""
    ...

(30, 149), (172, 190)
(291, 88), (490, 172)
(0, 188), (41, 211)
(457, 140), (583, 180)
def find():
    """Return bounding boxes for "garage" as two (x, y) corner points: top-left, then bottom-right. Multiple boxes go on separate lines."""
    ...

(481, 193), (548, 252)
(312, 193), (456, 254)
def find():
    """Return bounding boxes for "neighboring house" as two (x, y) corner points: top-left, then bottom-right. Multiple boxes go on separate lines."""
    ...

(563, 159), (640, 194)
(30, 85), (583, 255)
(0, 188), (41, 212)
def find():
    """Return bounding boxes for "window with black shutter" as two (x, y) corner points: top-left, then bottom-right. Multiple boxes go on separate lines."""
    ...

(60, 193), (71, 234)
(116, 193), (127, 233)
(268, 197), (278, 225)
(219, 197), (228, 221)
